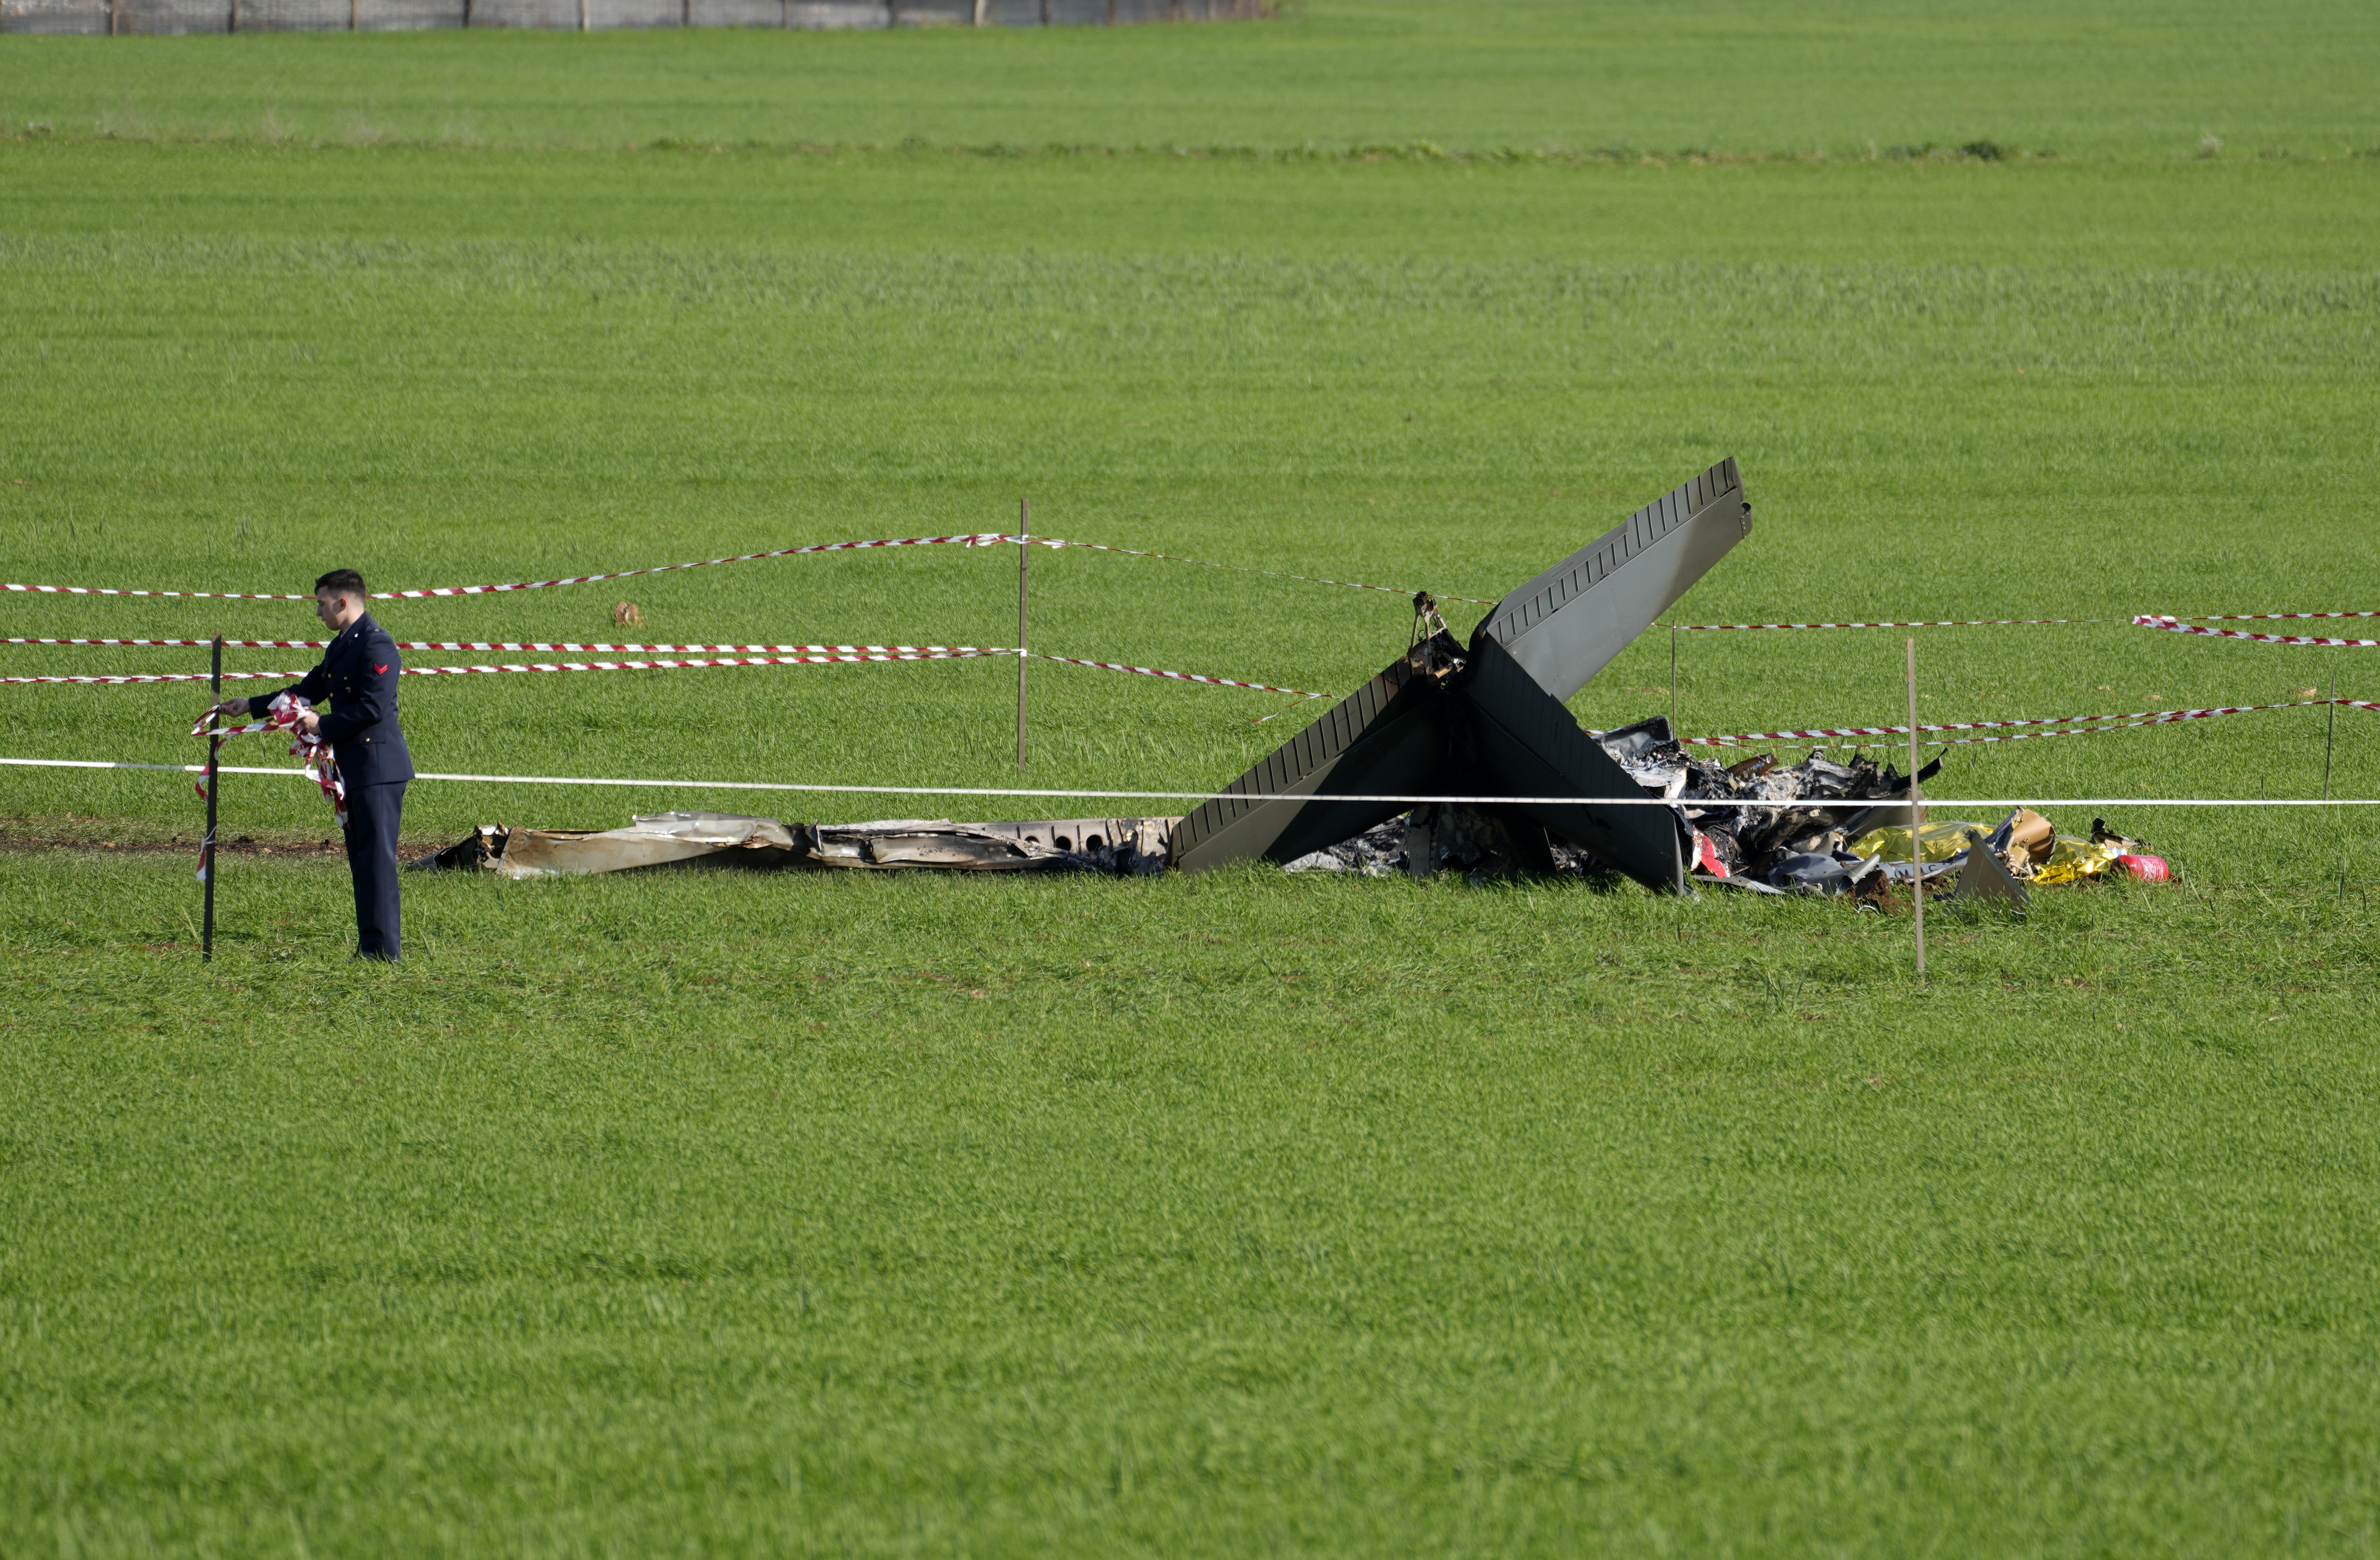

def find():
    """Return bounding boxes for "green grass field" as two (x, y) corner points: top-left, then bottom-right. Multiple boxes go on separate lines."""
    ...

(6, 0), (2379, 158)
(4, 4), (2380, 1553)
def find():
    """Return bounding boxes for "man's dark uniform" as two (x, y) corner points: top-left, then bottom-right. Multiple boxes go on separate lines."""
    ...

(247, 613), (415, 960)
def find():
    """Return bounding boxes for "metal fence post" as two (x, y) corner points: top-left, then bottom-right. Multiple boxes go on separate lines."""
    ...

(1907, 637), (1924, 980)
(202, 635), (222, 961)
(1016, 498), (1030, 771)
(1669, 621), (1679, 734)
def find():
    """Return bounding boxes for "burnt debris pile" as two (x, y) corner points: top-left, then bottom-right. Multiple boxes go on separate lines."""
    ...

(424, 456), (2156, 900)
(1169, 458), (1759, 892)
(1278, 714), (1940, 891)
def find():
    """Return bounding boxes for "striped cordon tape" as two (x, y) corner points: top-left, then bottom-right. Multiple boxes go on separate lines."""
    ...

(2132, 614), (2380, 648)
(1675, 610), (2378, 632)
(12, 647), (1007, 687)
(6, 637), (991, 653)
(2, 638), (1004, 657)
(195, 694), (344, 821)
(1680, 616), (2114, 631)
(100, 649), (1335, 723)
(2, 518), (2370, 622)
(1014, 537), (1496, 605)
(1, 532), (1490, 607)
(2, 533), (1014, 601)
(1688, 696), (2378, 750)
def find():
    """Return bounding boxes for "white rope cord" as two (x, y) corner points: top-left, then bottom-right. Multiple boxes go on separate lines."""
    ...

(2, 757), (2371, 808)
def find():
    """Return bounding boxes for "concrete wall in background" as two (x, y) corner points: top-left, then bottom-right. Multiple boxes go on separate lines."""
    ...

(2, 0), (1258, 32)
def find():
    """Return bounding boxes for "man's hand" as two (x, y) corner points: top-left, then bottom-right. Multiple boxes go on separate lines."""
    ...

(211, 697), (250, 719)
(294, 709), (321, 736)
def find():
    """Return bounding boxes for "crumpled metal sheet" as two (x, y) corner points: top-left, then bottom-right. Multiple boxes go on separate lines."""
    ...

(1271, 712), (1953, 897)
(414, 811), (1179, 879)
(1583, 716), (1944, 894)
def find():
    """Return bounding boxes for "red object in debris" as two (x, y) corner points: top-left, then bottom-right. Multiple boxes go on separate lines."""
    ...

(1694, 830), (1730, 878)
(2116, 853), (2169, 882)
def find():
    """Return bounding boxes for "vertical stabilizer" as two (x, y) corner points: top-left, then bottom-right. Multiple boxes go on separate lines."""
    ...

(1471, 458), (1752, 702)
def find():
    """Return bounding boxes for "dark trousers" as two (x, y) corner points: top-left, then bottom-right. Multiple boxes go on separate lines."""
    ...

(345, 781), (407, 960)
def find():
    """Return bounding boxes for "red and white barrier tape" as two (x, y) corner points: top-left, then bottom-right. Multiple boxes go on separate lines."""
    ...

(2182, 610), (2379, 623)
(1026, 651), (1330, 702)
(193, 693), (344, 822)
(7, 637), (1001, 653)
(2, 533), (1493, 609)
(2, 533), (1013, 602)
(398, 650), (1004, 676)
(9, 670), (314, 685)
(1014, 536), (1496, 606)
(2133, 614), (2380, 648)
(1675, 610), (2377, 632)
(7, 637), (334, 649)
(18, 646), (1327, 701)
(17, 649), (1010, 686)
(1679, 616), (2114, 631)
(1688, 696), (2379, 749)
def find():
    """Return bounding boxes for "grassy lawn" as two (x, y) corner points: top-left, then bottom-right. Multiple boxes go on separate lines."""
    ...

(3, 4), (2379, 1553)
(7, 852), (2378, 1553)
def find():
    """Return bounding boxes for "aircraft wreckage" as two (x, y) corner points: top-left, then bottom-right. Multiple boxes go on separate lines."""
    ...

(420, 458), (1956, 894)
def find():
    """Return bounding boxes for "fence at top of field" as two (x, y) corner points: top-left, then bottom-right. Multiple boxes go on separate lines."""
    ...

(0, 0), (1262, 37)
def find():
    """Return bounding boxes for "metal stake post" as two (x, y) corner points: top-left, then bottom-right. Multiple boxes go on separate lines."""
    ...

(1907, 637), (1924, 979)
(1669, 621), (1679, 735)
(202, 635), (222, 961)
(2323, 662), (2338, 805)
(1016, 498), (1030, 772)
(2327, 661), (2346, 903)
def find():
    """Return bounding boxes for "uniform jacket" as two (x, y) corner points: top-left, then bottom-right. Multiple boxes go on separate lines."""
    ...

(247, 612), (416, 787)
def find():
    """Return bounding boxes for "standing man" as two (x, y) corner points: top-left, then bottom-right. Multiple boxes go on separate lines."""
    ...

(214, 570), (414, 961)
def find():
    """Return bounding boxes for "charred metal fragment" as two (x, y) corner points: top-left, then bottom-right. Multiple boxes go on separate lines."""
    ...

(414, 811), (1179, 879)
(1457, 634), (1691, 891)
(1951, 831), (2031, 914)
(1167, 639), (1456, 873)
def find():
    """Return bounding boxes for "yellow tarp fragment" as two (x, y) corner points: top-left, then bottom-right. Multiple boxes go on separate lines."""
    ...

(2031, 835), (2124, 886)
(1848, 820), (1992, 863)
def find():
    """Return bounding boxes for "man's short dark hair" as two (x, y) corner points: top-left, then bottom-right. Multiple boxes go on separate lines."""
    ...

(314, 569), (368, 600)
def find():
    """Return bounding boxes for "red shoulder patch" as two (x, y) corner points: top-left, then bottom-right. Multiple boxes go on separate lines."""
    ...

(375, 663), (388, 674)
